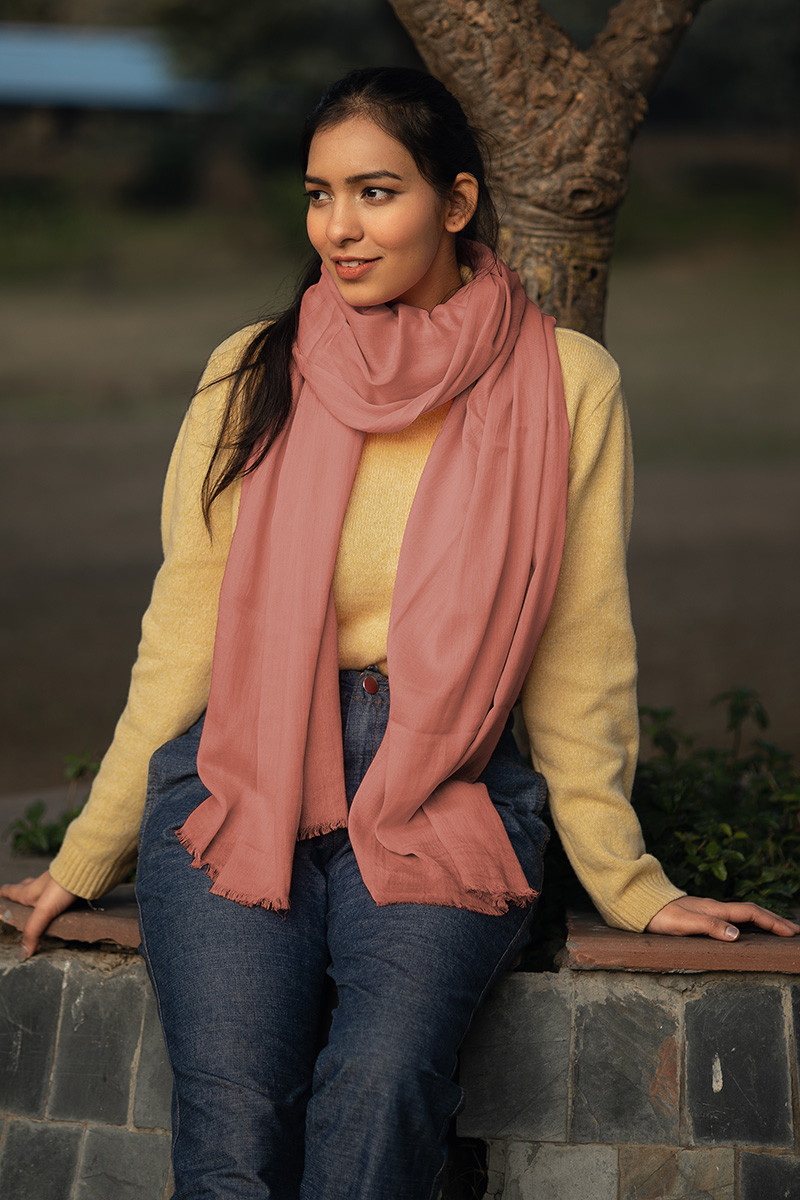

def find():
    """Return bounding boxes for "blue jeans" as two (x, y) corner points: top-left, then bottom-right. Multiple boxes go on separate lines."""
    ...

(136, 669), (549, 1200)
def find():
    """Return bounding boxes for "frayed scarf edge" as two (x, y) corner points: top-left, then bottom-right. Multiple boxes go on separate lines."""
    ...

(368, 885), (540, 914)
(175, 826), (290, 912)
(175, 825), (538, 914)
(462, 886), (540, 914)
(298, 818), (348, 840)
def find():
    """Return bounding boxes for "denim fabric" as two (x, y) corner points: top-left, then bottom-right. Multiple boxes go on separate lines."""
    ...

(136, 669), (549, 1200)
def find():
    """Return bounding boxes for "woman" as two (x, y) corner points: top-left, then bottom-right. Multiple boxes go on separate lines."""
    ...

(2, 67), (796, 1200)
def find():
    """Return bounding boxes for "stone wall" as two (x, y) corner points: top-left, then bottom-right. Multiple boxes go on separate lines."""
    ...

(0, 945), (172, 1200)
(2, 933), (800, 1200)
(459, 970), (800, 1200)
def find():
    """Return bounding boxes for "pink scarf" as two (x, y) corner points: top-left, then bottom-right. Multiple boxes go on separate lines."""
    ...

(176, 243), (570, 914)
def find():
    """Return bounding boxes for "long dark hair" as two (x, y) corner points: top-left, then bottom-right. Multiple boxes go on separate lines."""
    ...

(201, 67), (500, 527)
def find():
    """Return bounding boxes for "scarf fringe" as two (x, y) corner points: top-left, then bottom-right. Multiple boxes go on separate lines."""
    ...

(372, 886), (539, 914)
(174, 826), (290, 912)
(297, 818), (348, 841)
(469, 886), (540, 914)
(177, 816), (540, 915)
(176, 824), (539, 915)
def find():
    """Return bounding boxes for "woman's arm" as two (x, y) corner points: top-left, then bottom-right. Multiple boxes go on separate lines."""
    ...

(521, 329), (674, 930)
(522, 329), (798, 939)
(45, 383), (237, 898)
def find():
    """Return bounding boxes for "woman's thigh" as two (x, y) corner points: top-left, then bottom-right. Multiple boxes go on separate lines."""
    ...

(297, 678), (548, 1199)
(329, 682), (548, 1061)
(299, 837), (536, 1200)
(136, 717), (333, 1197)
(323, 835), (536, 1075)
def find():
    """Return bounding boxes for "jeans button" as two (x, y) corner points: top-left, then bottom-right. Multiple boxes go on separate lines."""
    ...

(362, 674), (379, 694)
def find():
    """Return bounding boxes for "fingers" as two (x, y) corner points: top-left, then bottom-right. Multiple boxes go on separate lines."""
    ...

(646, 895), (800, 941)
(693, 915), (742, 943)
(713, 902), (800, 938)
(0, 874), (50, 907)
(21, 907), (64, 960)
(646, 900), (738, 940)
(0, 873), (78, 960)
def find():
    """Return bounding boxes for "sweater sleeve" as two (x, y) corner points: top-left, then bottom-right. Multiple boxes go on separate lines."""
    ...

(520, 329), (685, 931)
(48, 329), (253, 898)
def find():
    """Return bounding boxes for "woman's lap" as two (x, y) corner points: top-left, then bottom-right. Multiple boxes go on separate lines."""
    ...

(136, 669), (549, 1199)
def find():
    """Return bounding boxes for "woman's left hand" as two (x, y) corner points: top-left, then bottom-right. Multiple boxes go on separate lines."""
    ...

(646, 895), (800, 941)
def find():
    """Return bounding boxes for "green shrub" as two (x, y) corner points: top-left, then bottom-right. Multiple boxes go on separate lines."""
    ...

(6, 751), (98, 857)
(522, 687), (800, 968)
(634, 688), (800, 916)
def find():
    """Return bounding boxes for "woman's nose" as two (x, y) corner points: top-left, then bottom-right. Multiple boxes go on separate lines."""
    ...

(326, 200), (362, 245)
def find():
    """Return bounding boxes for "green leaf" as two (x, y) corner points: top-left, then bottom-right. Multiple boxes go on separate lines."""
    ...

(632, 688), (800, 913)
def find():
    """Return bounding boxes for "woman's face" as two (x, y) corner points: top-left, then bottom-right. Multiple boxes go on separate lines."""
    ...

(304, 116), (471, 311)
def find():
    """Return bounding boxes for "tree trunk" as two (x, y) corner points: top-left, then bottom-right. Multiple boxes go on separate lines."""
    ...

(388, 0), (707, 341)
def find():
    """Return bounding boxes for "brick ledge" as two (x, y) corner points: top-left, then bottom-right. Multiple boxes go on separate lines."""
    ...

(1, 884), (140, 949)
(561, 910), (800, 973)
(2, 892), (799, 973)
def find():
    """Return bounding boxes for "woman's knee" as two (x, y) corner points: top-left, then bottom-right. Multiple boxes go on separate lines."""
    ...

(313, 1015), (463, 1119)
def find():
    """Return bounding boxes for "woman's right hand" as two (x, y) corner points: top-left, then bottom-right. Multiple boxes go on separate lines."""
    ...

(0, 871), (77, 959)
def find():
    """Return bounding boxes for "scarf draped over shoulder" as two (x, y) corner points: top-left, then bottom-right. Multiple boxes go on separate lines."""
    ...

(176, 242), (571, 914)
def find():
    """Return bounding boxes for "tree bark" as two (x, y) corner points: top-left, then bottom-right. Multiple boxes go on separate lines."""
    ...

(388, 0), (707, 340)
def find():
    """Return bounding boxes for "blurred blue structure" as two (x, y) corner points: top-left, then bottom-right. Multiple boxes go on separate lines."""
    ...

(0, 23), (221, 112)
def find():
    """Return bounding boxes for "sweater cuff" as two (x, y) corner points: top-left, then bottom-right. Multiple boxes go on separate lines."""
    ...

(600, 869), (687, 933)
(49, 840), (135, 901)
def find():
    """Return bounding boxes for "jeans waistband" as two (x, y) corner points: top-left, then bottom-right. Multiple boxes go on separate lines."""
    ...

(339, 666), (390, 701)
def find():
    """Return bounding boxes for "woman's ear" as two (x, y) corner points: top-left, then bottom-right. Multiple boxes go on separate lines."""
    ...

(445, 173), (479, 233)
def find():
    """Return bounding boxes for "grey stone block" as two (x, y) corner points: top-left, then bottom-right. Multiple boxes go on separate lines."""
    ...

(75, 1126), (171, 1200)
(458, 974), (571, 1142)
(740, 1152), (800, 1200)
(133, 988), (173, 1131)
(571, 976), (680, 1145)
(484, 1141), (508, 1200)
(47, 959), (146, 1125)
(685, 984), (792, 1146)
(619, 1146), (735, 1200)
(0, 1118), (83, 1200)
(501, 1142), (618, 1200)
(0, 957), (65, 1116)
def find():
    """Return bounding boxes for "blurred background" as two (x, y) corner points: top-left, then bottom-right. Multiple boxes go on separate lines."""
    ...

(1, 0), (798, 796)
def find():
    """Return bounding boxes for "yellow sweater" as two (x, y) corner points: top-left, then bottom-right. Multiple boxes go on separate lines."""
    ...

(49, 325), (683, 931)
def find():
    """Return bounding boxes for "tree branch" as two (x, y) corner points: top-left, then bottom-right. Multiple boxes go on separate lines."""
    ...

(389, 0), (627, 218)
(388, 0), (712, 335)
(592, 0), (709, 103)
(387, 0), (577, 140)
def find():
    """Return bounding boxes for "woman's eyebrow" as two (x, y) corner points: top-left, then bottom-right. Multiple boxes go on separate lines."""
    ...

(304, 170), (404, 186)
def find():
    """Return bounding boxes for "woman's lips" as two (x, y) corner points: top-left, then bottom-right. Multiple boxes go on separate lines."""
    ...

(333, 258), (379, 281)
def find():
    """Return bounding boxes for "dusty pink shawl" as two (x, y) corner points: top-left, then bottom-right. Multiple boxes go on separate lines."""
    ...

(176, 243), (570, 914)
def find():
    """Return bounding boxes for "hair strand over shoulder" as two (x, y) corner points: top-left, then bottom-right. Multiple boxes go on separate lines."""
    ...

(201, 67), (499, 528)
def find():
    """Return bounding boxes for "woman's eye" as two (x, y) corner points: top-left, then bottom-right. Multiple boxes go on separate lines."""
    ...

(305, 190), (328, 205)
(363, 187), (393, 201)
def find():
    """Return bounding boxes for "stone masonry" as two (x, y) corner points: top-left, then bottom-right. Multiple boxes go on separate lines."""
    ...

(0, 945), (172, 1200)
(459, 971), (800, 1200)
(2, 936), (800, 1199)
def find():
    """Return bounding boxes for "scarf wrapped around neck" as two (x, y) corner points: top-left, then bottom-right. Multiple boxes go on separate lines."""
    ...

(176, 243), (570, 914)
